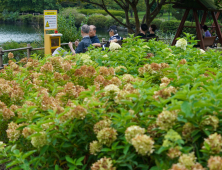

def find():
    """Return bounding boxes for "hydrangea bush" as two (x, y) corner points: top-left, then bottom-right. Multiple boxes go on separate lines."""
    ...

(0, 34), (222, 170)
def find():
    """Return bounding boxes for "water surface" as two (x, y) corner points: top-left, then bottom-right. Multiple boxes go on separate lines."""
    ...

(0, 23), (43, 44)
(0, 23), (128, 44)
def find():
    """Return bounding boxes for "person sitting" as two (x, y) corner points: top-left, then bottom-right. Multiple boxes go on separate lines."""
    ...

(147, 24), (157, 37)
(137, 24), (148, 38)
(68, 24), (92, 55)
(202, 25), (211, 37)
(103, 25), (123, 48)
(89, 25), (101, 47)
(108, 25), (123, 42)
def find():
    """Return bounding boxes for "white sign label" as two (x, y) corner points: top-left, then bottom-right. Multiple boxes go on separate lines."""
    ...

(44, 11), (57, 30)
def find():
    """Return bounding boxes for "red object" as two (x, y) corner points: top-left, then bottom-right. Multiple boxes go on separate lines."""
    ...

(55, 30), (58, 34)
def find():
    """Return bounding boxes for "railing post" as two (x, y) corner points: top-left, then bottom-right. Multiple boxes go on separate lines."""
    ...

(0, 47), (3, 67)
(27, 44), (31, 59)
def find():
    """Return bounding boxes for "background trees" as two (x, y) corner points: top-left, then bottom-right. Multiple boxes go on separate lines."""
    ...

(0, 0), (59, 12)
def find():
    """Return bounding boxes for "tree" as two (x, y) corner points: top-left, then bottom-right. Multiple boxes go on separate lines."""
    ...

(61, 0), (175, 34)
(0, 0), (59, 12)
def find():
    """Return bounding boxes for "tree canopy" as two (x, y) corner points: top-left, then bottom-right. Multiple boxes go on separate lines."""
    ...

(0, 0), (59, 12)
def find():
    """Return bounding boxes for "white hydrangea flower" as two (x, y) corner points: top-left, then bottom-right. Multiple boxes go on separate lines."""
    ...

(125, 126), (146, 144)
(142, 45), (150, 49)
(109, 42), (121, 51)
(175, 38), (187, 50)
(81, 54), (93, 65)
(104, 84), (120, 96)
(115, 66), (127, 73)
(0, 141), (6, 151)
(132, 135), (154, 155)
(31, 131), (48, 149)
(199, 49), (205, 54)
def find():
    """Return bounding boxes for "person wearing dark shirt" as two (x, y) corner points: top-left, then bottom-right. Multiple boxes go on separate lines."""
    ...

(137, 24), (148, 38)
(89, 25), (101, 47)
(147, 24), (157, 37)
(69, 24), (92, 55)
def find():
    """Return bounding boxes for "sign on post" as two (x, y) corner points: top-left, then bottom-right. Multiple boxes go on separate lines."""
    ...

(44, 10), (57, 31)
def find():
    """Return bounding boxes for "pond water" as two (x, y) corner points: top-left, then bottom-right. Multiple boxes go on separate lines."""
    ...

(0, 23), (43, 44)
(0, 23), (128, 44)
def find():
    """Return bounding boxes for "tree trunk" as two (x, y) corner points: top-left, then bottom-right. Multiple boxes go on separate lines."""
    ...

(125, 6), (134, 33)
(131, 4), (140, 34)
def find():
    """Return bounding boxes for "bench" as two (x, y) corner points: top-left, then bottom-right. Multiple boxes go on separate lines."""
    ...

(198, 36), (216, 48)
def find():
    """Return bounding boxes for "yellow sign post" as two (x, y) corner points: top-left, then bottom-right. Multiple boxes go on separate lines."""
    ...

(44, 10), (62, 55)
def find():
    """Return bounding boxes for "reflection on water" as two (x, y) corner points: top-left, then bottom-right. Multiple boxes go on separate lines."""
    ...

(0, 23), (43, 44)
(0, 23), (128, 44)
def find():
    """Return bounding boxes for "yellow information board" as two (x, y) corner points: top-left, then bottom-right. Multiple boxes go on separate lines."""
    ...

(44, 10), (62, 55)
(44, 10), (57, 31)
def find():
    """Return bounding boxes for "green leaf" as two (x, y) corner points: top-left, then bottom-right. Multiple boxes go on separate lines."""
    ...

(76, 156), (84, 166)
(157, 146), (169, 154)
(120, 164), (133, 170)
(65, 155), (75, 164)
(101, 148), (112, 152)
(181, 101), (193, 118)
(123, 144), (130, 155)
(6, 160), (19, 169)
(0, 159), (8, 164)
(22, 150), (37, 159)
(55, 165), (59, 170)
(150, 166), (162, 170)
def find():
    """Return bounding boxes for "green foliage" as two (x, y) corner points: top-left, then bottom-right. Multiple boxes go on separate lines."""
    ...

(1, 41), (44, 64)
(0, 120), (8, 143)
(105, 16), (123, 26)
(1, 34), (222, 169)
(18, 14), (33, 24)
(151, 19), (162, 29)
(32, 15), (44, 24)
(87, 14), (108, 28)
(0, 0), (59, 12)
(57, 14), (82, 43)
(160, 20), (181, 33)
(2, 9), (19, 22)
(60, 7), (80, 18)
(78, 9), (125, 18)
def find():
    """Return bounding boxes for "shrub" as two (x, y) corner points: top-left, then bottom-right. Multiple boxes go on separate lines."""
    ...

(78, 9), (125, 18)
(183, 21), (197, 35)
(0, 14), (3, 21)
(57, 14), (82, 43)
(87, 14), (107, 28)
(151, 19), (162, 29)
(128, 18), (136, 28)
(2, 9), (19, 22)
(105, 16), (123, 26)
(1, 41), (44, 64)
(160, 20), (181, 33)
(75, 14), (86, 27)
(18, 14), (33, 24)
(60, 7), (79, 18)
(32, 15), (44, 24)
(1, 35), (222, 170)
